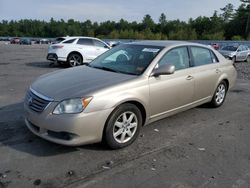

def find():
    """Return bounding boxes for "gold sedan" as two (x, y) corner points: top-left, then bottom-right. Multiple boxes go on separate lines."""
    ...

(24, 41), (237, 149)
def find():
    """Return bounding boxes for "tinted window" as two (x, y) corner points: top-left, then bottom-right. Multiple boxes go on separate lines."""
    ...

(221, 46), (237, 51)
(158, 47), (190, 70)
(54, 37), (66, 43)
(191, 47), (216, 66)
(77, 38), (93, 46)
(93, 40), (107, 48)
(63, 39), (76, 44)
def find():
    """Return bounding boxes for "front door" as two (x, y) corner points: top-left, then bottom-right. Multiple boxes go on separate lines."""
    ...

(149, 46), (194, 118)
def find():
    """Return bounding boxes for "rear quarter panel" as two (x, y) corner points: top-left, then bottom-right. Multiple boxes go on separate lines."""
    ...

(214, 49), (237, 90)
(217, 60), (237, 90)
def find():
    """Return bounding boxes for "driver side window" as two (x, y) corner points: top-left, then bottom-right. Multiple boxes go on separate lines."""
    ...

(158, 47), (190, 71)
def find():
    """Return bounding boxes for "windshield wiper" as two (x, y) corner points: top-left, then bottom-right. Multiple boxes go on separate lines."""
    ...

(89, 65), (138, 75)
(91, 66), (120, 73)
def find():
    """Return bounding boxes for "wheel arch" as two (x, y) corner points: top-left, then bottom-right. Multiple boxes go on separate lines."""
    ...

(67, 51), (84, 62)
(222, 78), (229, 91)
(101, 100), (147, 141)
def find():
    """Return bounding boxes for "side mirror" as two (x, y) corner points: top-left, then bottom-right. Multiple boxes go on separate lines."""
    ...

(151, 64), (175, 77)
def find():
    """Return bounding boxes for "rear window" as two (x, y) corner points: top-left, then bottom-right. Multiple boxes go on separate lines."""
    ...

(63, 39), (76, 44)
(54, 37), (66, 44)
(77, 38), (93, 46)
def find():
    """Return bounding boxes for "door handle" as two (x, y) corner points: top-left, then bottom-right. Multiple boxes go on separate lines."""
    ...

(186, 75), (194, 80)
(216, 69), (221, 74)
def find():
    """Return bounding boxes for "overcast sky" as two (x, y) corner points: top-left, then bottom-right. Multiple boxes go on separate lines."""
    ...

(0, 0), (242, 22)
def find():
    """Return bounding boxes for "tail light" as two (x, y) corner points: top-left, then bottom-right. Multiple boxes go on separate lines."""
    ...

(52, 45), (64, 49)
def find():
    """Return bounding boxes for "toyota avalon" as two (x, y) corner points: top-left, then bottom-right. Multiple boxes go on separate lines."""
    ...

(24, 41), (237, 149)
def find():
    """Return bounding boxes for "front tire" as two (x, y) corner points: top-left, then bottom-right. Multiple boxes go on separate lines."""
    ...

(67, 53), (83, 67)
(210, 81), (227, 107)
(104, 104), (142, 149)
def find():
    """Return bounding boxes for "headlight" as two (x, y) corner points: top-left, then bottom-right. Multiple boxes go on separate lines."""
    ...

(53, 97), (92, 114)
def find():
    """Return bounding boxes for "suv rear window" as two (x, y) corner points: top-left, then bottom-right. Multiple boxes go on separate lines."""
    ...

(63, 39), (76, 44)
(77, 38), (93, 46)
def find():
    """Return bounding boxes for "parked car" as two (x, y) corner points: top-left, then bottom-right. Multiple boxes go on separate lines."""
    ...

(10, 37), (20, 44)
(219, 45), (250, 62)
(24, 41), (237, 149)
(20, 38), (32, 45)
(40, 38), (50, 44)
(47, 36), (111, 67)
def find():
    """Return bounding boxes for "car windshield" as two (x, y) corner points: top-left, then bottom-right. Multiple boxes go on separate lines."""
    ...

(89, 44), (163, 75)
(221, 46), (238, 51)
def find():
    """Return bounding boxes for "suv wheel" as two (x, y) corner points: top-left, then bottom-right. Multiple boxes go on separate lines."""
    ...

(104, 104), (142, 149)
(68, 53), (83, 67)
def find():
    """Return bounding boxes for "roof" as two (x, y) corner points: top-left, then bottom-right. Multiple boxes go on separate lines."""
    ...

(130, 40), (205, 48)
(60, 36), (98, 40)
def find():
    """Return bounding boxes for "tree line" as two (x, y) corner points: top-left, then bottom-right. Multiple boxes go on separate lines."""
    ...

(0, 0), (249, 40)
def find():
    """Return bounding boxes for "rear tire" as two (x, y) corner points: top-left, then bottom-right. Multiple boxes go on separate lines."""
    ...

(209, 81), (227, 108)
(104, 104), (142, 149)
(67, 53), (83, 67)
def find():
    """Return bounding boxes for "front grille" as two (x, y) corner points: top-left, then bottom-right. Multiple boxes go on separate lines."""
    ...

(25, 89), (53, 113)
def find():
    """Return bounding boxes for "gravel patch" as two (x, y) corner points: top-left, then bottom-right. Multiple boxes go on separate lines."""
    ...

(235, 62), (250, 80)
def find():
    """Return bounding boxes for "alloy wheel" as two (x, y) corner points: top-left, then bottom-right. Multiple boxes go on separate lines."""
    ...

(113, 111), (138, 144)
(69, 54), (82, 67)
(215, 84), (226, 105)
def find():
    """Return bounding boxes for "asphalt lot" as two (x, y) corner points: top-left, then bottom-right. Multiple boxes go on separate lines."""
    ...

(0, 43), (250, 188)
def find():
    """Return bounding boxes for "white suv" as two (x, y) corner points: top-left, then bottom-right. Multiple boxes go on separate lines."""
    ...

(47, 37), (111, 66)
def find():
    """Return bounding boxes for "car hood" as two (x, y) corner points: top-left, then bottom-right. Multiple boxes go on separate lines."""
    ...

(31, 66), (136, 101)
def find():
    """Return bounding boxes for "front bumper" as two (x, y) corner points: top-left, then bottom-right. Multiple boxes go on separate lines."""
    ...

(24, 102), (114, 146)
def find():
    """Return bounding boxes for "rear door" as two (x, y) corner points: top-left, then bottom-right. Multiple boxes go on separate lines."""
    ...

(189, 46), (221, 101)
(149, 46), (195, 117)
(76, 38), (96, 62)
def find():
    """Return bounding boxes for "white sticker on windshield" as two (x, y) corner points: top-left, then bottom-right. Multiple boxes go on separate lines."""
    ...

(142, 48), (160, 53)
